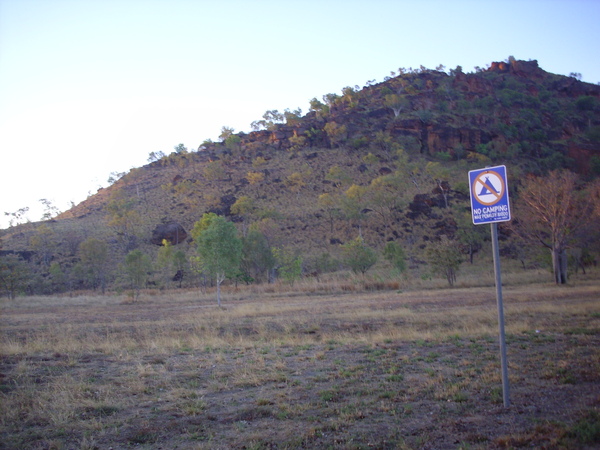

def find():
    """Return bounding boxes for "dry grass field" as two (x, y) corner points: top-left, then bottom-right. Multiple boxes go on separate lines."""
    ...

(1, 273), (599, 449)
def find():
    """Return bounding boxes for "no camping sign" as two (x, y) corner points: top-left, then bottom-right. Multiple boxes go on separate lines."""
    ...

(468, 165), (511, 225)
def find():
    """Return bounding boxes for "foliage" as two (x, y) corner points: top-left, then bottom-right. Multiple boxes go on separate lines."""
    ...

(383, 241), (407, 274)
(156, 239), (174, 288)
(241, 230), (275, 283)
(341, 237), (378, 275)
(124, 249), (152, 299)
(323, 122), (347, 148)
(0, 253), (30, 299)
(194, 214), (242, 305)
(105, 193), (140, 252)
(273, 247), (303, 285)
(425, 236), (462, 286)
(77, 238), (110, 293)
(513, 170), (597, 284)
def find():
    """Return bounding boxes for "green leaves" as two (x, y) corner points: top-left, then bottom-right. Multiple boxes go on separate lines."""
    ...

(341, 237), (378, 275)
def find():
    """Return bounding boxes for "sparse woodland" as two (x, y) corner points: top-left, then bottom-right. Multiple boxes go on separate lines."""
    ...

(1, 58), (600, 297)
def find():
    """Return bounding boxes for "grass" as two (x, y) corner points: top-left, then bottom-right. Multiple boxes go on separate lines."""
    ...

(1, 274), (599, 448)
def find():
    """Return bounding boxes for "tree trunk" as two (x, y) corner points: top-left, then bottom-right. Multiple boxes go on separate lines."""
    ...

(216, 279), (222, 307)
(551, 247), (568, 284)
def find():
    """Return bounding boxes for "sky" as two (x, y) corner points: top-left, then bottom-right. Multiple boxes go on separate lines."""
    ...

(1, 0), (599, 229)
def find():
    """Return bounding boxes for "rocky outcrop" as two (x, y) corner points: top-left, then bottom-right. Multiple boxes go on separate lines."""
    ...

(150, 222), (187, 246)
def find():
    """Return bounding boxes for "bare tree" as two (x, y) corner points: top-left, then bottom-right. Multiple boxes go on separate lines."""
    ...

(514, 170), (596, 284)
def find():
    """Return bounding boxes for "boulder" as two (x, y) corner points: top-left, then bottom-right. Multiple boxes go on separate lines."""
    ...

(151, 222), (188, 245)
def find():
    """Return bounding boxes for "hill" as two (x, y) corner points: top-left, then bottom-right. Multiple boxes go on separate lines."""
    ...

(1, 58), (600, 295)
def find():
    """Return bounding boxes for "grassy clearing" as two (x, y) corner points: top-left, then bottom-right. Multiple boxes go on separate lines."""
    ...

(1, 275), (599, 449)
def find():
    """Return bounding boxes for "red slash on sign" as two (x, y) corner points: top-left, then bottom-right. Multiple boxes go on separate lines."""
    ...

(472, 170), (505, 206)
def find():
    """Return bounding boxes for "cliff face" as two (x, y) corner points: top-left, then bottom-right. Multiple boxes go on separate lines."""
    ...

(200, 59), (599, 174)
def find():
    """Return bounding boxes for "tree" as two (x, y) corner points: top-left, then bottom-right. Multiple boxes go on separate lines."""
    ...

(147, 150), (166, 163)
(4, 206), (29, 227)
(174, 143), (188, 154)
(194, 214), (242, 306)
(48, 261), (67, 293)
(106, 193), (141, 252)
(156, 239), (174, 289)
(341, 185), (368, 235)
(454, 209), (486, 264)
(77, 238), (110, 293)
(273, 247), (303, 285)
(425, 236), (462, 286)
(0, 254), (30, 299)
(29, 224), (57, 268)
(241, 230), (275, 283)
(285, 172), (306, 198)
(124, 249), (152, 300)
(372, 131), (400, 162)
(383, 241), (407, 275)
(515, 170), (596, 284)
(365, 174), (406, 239)
(172, 250), (188, 288)
(219, 126), (235, 142)
(384, 94), (409, 117)
(39, 199), (60, 221)
(225, 134), (242, 154)
(323, 121), (347, 148)
(231, 196), (256, 236)
(341, 237), (378, 275)
(318, 193), (340, 235)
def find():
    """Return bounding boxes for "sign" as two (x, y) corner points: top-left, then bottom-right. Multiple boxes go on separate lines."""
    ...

(468, 165), (511, 225)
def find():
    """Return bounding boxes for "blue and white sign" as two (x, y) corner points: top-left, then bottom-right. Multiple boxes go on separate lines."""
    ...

(468, 165), (511, 225)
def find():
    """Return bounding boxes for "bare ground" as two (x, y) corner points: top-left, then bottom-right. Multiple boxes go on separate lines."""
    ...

(1, 282), (599, 449)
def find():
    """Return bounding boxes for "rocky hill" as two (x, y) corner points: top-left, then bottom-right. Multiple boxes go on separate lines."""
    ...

(2, 58), (599, 294)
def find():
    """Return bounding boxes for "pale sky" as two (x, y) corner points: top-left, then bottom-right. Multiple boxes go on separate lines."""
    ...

(1, 0), (599, 228)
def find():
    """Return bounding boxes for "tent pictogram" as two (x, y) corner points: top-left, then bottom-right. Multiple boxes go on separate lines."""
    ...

(478, 176), (500, 196)
(471, 170), (505, 206)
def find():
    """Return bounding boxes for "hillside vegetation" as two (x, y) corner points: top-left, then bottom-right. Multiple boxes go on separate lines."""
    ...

(1, 58), (600, 296)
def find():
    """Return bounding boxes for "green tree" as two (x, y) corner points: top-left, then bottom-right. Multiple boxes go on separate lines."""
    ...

(241, 230), (276, 284)
(384, 94), (409, 117)
(454, 209), (486, 264)
(49, 262), (67, 293)
(190, 212), (219, 241)
(285, 172), (306, 198)
(425, 236), (462, 286)
(174, 143), (188, 154)
(273, 247), (303, 285)
(29, 223), (57, 268)
(225, 134), (242, 154)
(77, 238), (110, 293)
(231, 196), (256, 236)
(341, 237), (378, 275)
(219, 126), (235, 142)
(323, 121), (347, 148)
(0, 254), (30, 299)
(341, 185), (368, 235)
(106, 193), (141, 252)
(383, 241), (407, 274)
(156, 239), (174, 288)
(194, 214), (242, 306)
(124, 249), (152, 300)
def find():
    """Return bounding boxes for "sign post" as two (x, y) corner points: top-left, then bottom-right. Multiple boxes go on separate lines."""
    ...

(468, 165), (511, 408)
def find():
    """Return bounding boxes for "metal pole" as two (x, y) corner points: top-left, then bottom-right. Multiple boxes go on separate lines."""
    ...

(491, 222), (510, 407)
